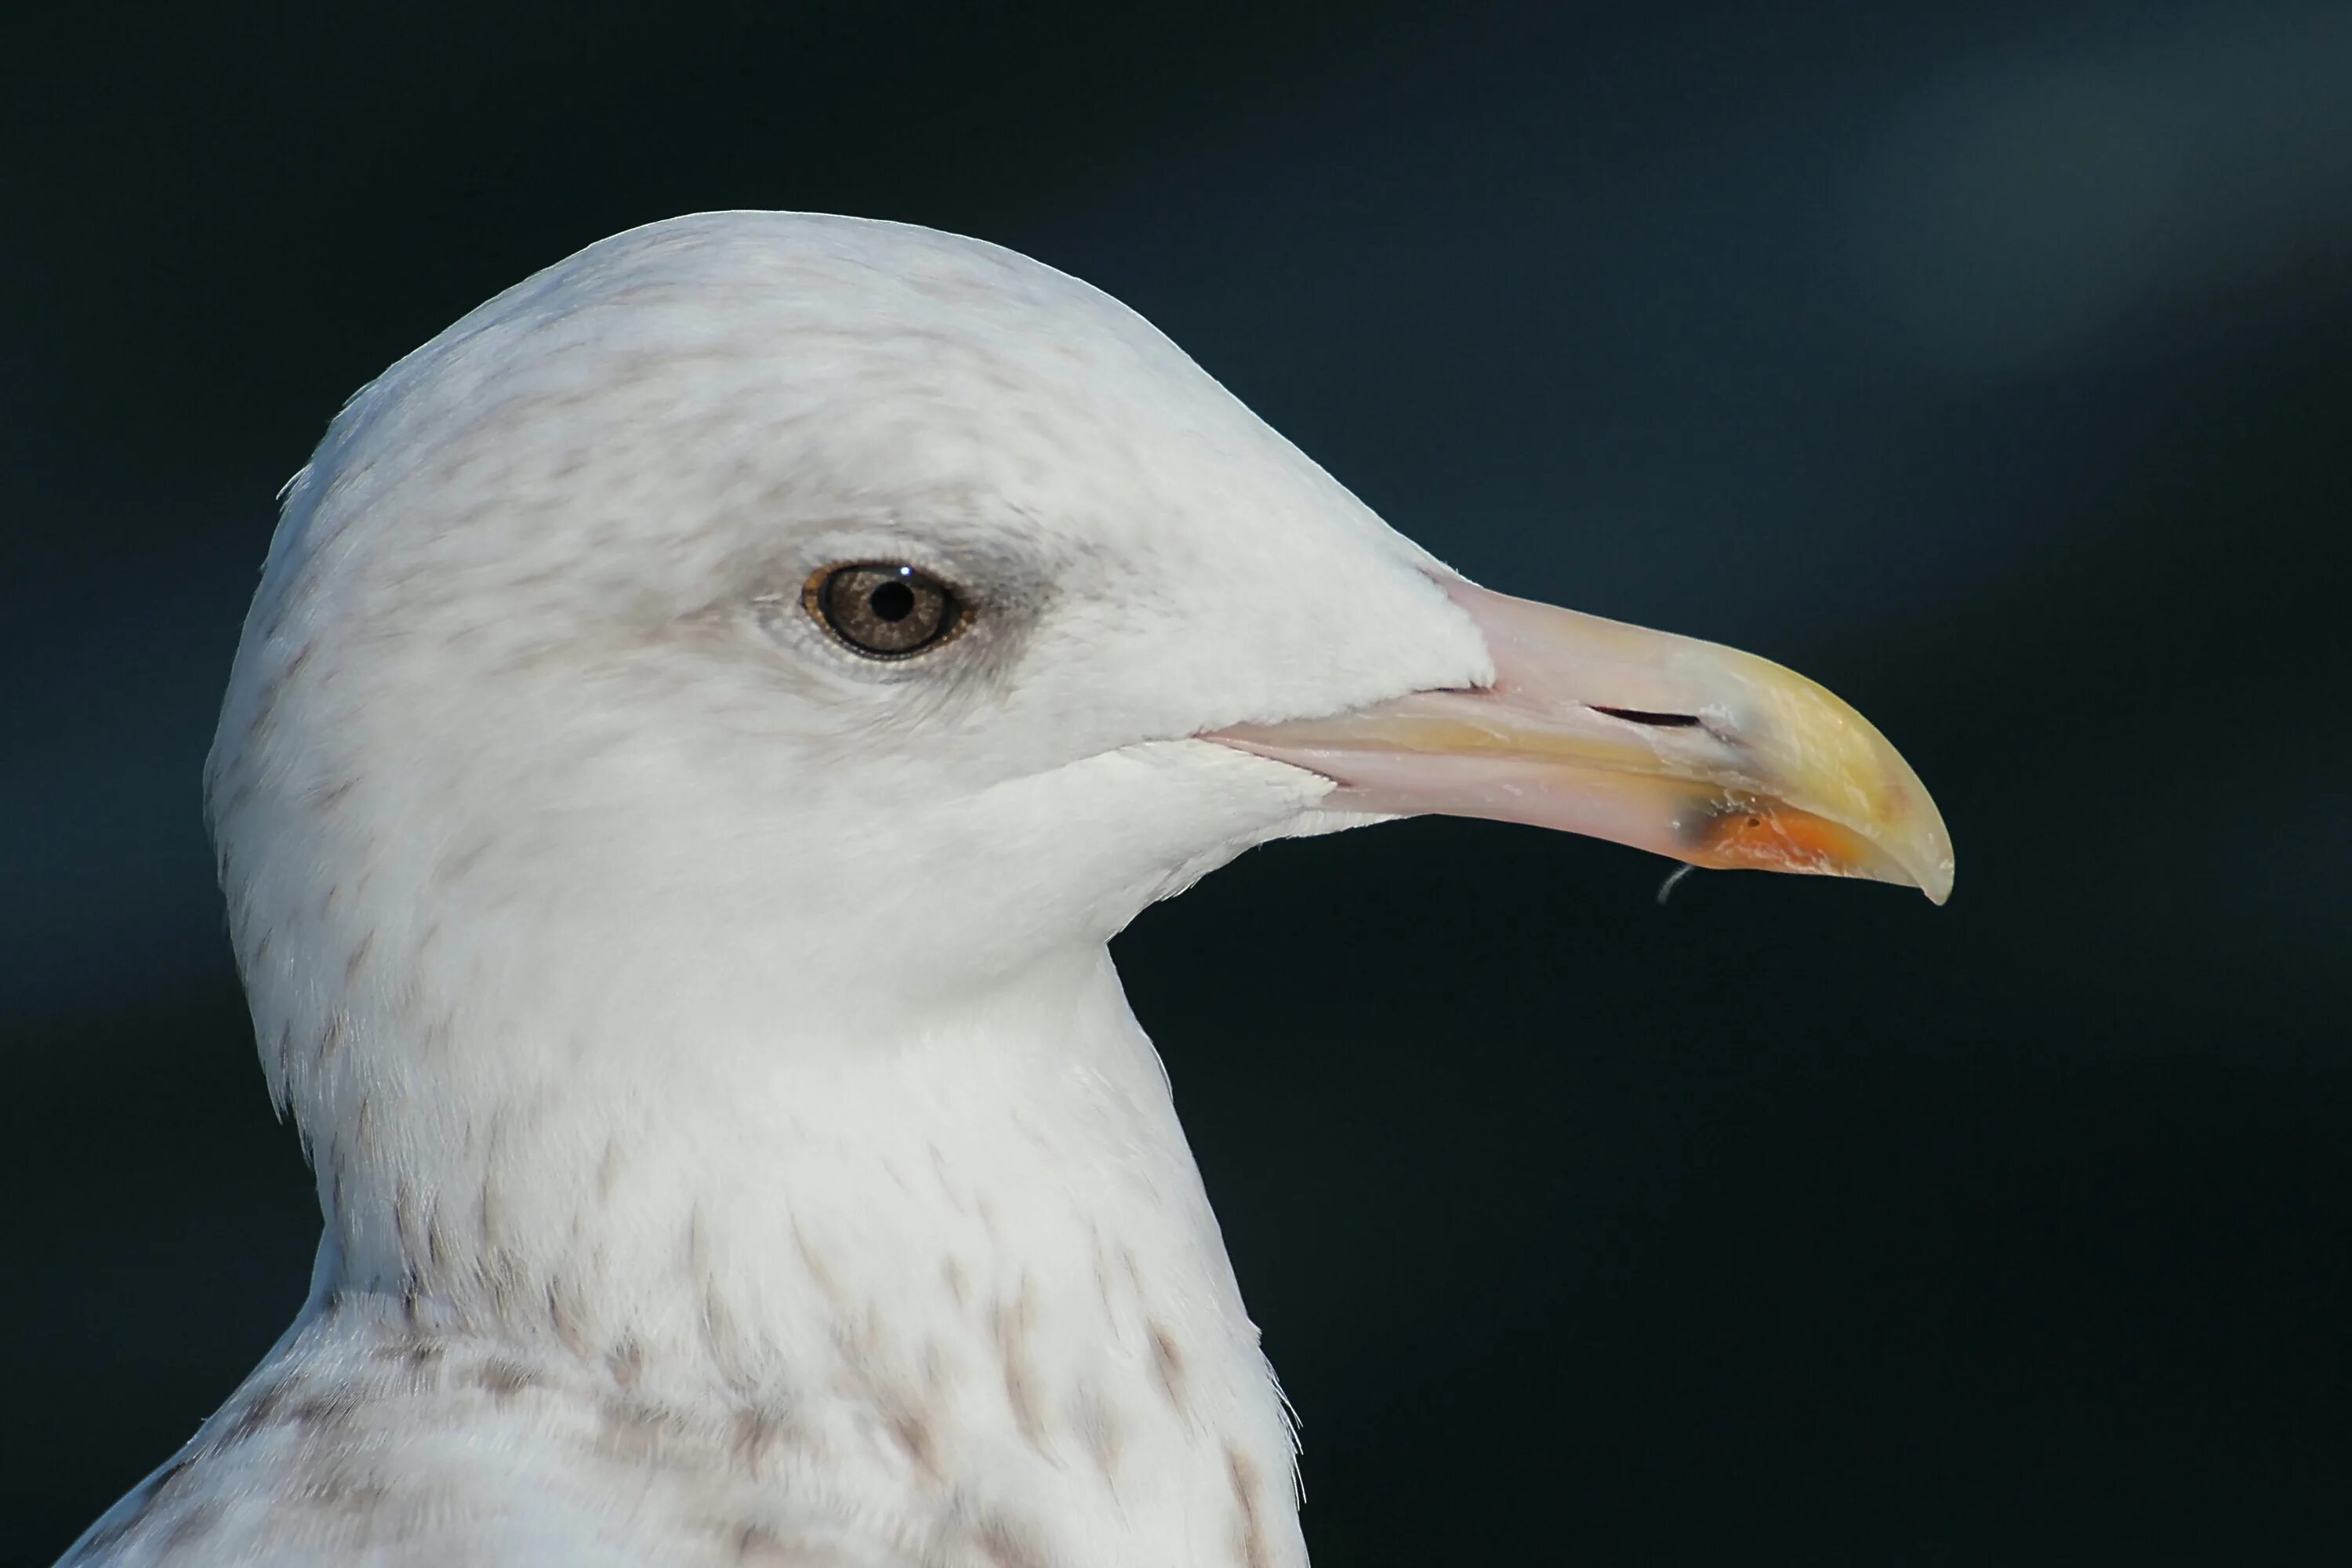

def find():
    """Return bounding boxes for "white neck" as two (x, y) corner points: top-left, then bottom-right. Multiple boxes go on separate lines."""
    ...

(292, 943), (1304, 1566)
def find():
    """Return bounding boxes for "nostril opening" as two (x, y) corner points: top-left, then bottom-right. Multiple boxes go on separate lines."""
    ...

(1591, 706), (1702, 728)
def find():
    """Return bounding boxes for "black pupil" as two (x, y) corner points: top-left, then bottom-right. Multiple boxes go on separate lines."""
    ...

(869, 580), (916, 622)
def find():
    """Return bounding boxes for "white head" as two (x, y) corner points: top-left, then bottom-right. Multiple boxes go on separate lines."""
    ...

(207, 212), (1946, 1312)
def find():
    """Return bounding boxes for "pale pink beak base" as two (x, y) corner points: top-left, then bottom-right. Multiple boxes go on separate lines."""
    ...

(1207, 579), (1955, 902)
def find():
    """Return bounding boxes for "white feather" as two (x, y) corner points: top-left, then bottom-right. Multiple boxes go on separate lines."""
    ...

(62, 212), (1491, 1567)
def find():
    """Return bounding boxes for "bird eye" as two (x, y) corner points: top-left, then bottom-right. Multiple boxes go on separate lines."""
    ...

(804, 562), (965, 659)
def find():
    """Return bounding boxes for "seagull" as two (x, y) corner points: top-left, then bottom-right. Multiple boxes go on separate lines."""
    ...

(62, 212), (1951, 1567)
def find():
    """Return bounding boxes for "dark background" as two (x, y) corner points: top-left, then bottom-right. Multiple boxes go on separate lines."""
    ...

(7, 1), (2350, 1561)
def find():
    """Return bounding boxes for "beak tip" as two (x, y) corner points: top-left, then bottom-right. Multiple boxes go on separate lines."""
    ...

(1892, 827), (1954, 906)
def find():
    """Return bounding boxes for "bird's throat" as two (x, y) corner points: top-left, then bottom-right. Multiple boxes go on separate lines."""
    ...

(299, 946), (1305, 1566)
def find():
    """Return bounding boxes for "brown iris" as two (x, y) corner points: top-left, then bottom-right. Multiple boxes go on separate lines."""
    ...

(804, 562), (965, 659)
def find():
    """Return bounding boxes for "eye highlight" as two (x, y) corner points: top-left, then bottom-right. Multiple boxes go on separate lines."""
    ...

(804, 562), (966, 659)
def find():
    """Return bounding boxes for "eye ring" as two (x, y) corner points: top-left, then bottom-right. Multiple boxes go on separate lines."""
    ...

(803, 562), (967, 659)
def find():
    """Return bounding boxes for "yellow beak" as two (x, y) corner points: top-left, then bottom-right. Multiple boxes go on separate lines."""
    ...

(1208, 579), (1954, 902)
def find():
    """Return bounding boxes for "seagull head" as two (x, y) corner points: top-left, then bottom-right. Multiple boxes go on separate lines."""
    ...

(207, 213), (1948, 1273)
